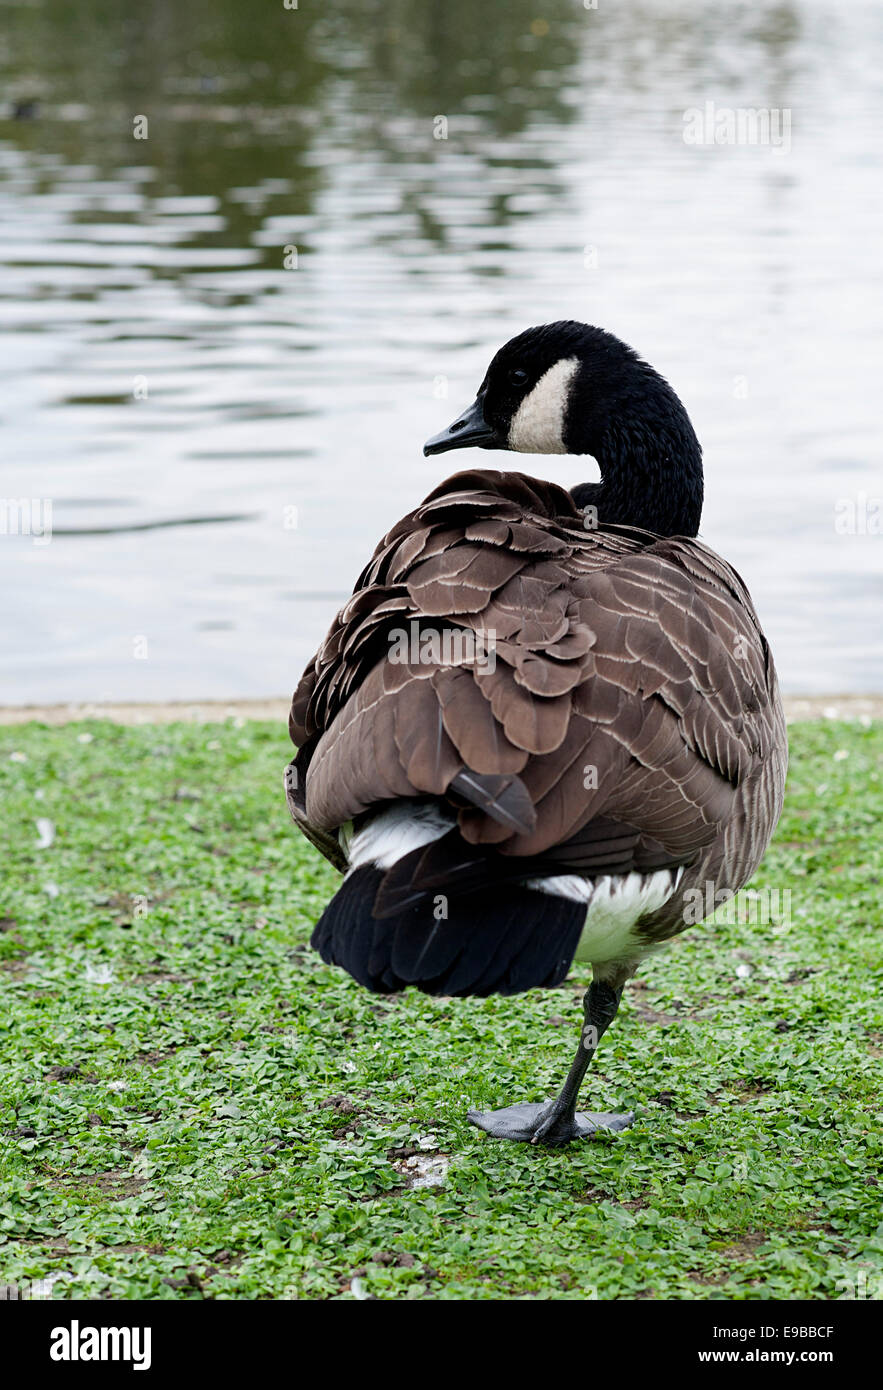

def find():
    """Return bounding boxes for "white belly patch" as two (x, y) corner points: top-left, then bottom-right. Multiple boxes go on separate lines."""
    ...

(344, 804), (682, 967)
(526, 869), (683, 966)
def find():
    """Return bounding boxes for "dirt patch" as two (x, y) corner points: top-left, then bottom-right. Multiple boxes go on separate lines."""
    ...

(162, 1270), (210, 1295)
(68, 1170), (145, 1200)
(2, 693), (879, 727)
(106, 1242), (166, 1255)
(689, 1268), (729, 1287)
(576, 1186), (648, 1211)
(0, 957), (30, 979)
(715, 1231), (768, 1260)
(631, 1003), (682, 1026)
(688, 1233), (767, 1287)
(204, 1249), (243, 1269)
(44, 1064), (97, 1084)
(321, 1095), (374, 1131)
(732, 1077), (775, 1101)
(132, 1047), (178, 1068)
(0, 697), (292, 726)
(368, 1250), (417, 1268)
(133, 969), (192, 984)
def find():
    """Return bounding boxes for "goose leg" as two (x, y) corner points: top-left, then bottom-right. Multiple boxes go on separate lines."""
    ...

(467, 979), (634, 1146)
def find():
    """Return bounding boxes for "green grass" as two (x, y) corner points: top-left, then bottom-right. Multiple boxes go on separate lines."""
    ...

(0, 716), (881, 1301)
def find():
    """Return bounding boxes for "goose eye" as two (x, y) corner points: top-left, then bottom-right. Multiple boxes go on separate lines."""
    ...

(509, 368), (529, 387)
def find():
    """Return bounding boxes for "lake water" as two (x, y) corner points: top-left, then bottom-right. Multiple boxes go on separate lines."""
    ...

(2, 0), (881, 704)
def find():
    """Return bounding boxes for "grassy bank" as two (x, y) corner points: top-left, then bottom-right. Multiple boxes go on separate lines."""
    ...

(1, 717), (881, 1300)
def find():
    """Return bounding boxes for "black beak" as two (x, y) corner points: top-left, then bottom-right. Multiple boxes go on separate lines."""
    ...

(423, 397), (502, 456)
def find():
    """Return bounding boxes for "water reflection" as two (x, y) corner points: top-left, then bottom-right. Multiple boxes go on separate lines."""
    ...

(1, 0), (881, 700)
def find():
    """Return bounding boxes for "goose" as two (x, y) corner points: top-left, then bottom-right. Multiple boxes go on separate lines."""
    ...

(285, 321), (787, 1146)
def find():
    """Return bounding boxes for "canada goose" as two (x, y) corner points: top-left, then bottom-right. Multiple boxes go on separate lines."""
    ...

(285, 321), (787, 1146)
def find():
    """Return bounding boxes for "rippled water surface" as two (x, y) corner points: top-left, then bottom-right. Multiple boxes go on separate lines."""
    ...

(2, 0), (881, 702)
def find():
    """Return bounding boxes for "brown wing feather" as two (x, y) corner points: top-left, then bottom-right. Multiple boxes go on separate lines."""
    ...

(288, 469), (787, 947)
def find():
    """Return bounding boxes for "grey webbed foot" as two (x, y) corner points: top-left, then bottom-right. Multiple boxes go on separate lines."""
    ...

(467, 1100), (635, 1146)
(468, 979), (634, 1146)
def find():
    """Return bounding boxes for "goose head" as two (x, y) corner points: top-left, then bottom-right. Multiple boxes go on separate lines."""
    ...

(424, 321), (704, 537)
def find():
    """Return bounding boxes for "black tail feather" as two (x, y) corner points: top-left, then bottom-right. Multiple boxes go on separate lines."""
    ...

(311, 864), (586, 997)
(372, 829), (511, 918)
(369, 815), (687, 922)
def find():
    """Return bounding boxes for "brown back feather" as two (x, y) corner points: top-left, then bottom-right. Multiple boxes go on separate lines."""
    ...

(288, 469), (787, 945)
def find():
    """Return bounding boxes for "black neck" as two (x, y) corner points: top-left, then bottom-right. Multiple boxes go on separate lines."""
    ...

(570, 446), (703, 537)
(567, 369), (704, 537)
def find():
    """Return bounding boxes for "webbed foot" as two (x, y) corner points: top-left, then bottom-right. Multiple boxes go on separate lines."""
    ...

(467, 1100), (634, 1146)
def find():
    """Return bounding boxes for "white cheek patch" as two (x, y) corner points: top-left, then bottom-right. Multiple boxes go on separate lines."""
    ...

(507, 356), (579, 454)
